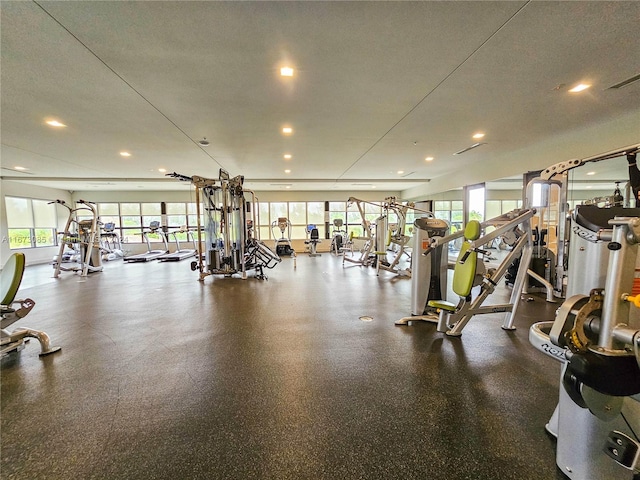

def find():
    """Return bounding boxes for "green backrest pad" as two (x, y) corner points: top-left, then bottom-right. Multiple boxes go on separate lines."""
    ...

(452, 220), (481, 297)
(464, 220), (481, 241)
(1, 253), (26, 306)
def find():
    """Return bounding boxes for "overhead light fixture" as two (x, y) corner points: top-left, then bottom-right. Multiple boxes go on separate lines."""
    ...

(585, 185), (592, 189)
(14, 166), (27, 171)
(284, 169), (291, 173)
(199, 137), (210, 147)
(120, 151), (131, 157)
(568, 83), (591, 93)
(472, 132), (485, 139)
(282, 127), (293, 135)
(46, 119), (66, 127)
(371, 185), (376, 189)
(285, 186), (291, 189)
(284, 154), (292, 160)
(280, 67), (294, 77)
(158, 168), (167, 173)
(586, 171), (596, 176)
(397, 170), (404, 174)
(425, 156), (434, 162)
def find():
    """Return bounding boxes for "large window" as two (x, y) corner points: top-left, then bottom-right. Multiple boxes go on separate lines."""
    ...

(261, 202), (327, 240)
(120, 203), (143, 243)
(329, 202), (346, 235)
(307, 202), (325, 234)
(485, 199), (523, 220)
(5, 197), (58, 249)
(95, 202), (202, 243)
(434, 200), (463, 233)
(257, 200), (390, 241)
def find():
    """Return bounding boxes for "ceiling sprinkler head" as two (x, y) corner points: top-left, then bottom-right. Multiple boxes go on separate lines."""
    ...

(199, 138), (210, 147)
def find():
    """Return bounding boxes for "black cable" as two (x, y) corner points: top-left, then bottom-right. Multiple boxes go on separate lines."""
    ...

(628, 152), (640, 208)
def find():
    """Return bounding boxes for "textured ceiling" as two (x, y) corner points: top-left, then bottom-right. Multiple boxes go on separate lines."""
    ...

(1, 1), (638, 194)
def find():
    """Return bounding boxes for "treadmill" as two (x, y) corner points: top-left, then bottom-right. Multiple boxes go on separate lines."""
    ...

(124, 221), (169, 263)
(158, 229), (197, 262)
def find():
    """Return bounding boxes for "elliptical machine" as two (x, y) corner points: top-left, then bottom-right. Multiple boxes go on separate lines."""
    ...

(52, 199), (103, 277)
(272, 217), (295, 257)
(330, 219), (346, 255)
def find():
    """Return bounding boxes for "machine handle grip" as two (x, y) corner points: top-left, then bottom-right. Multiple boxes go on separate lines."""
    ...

(459, 250), (471, 264)
(624, 295), (640, 308)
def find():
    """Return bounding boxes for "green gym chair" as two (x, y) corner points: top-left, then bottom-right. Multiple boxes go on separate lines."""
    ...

(1, 253), (61, 358)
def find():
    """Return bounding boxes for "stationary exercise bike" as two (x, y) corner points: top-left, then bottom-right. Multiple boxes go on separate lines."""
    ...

(305, 224), (321, 257)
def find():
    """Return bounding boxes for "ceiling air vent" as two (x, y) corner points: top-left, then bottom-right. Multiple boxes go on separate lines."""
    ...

(607, 73), (640, 90)
(453, 142), (486, 155)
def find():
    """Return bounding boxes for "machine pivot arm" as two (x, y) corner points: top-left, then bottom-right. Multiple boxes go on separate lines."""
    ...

(166, 171), (193, 182)
(425, 208), (535, 255)
(540, 144), (639, 181)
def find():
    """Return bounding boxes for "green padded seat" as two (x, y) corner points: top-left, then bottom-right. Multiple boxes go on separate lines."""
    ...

(427, 299), (457, 312)
(1, 253), (26, 306)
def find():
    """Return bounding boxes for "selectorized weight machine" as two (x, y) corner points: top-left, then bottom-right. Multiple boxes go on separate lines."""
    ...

(342, 196), (431, 275)
(342, 197), (376, 268)
(167, 169), (281, 281)
(396, 208), (537, 336)
(527, 144), (640, 480)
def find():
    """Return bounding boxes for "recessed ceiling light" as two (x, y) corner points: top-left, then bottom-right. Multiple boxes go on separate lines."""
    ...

(586, 171), (595, 176)
(397, 170), (404, 175)
(284, 169), (291, 173)
(282, 127), (293, 135)
(158, 168), (167, 173)
(425, 156), (434, 161)
(585, 186), (592, 189)
(472, 132), (485, 139)
(371, 185), (376, 189)
(46, 119), (66, 127)
(284, 154), (292, 160)
(280, 67), (294, 77)
(14, 166), (28, 171)
(285, 185), (291, 189)
(569, 83), (591, 93)
(120, 151), (131, 157)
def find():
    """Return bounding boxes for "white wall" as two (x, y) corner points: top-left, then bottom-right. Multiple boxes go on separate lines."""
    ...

(1, 180), (72, 266)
